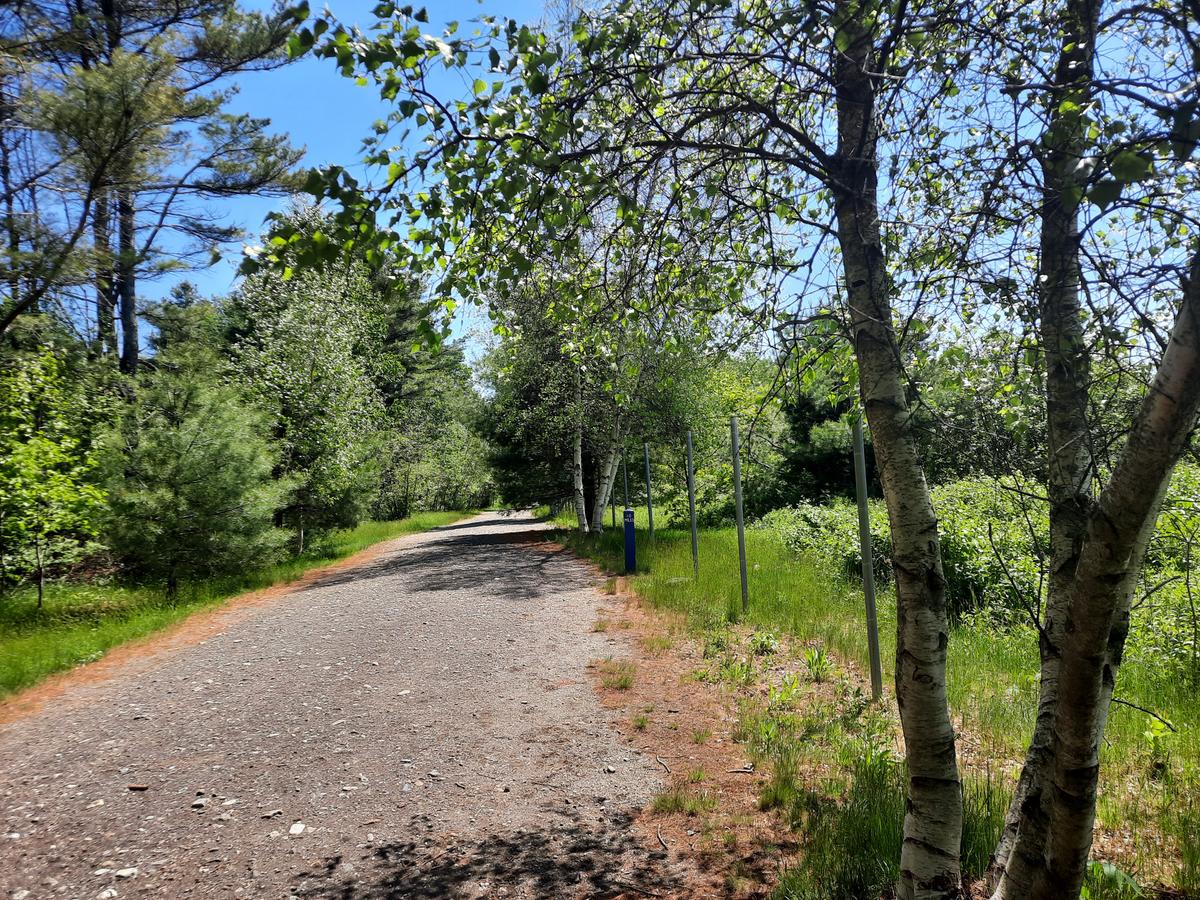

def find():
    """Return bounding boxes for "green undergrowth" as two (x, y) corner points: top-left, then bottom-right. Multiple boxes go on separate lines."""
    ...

(0, 511), (474, 698)
(555, 511), (1198, 893)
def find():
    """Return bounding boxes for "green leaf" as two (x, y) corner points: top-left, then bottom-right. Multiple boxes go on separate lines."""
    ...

(1088, 180), (1122, 210)
(1110, 149), (1151, 183)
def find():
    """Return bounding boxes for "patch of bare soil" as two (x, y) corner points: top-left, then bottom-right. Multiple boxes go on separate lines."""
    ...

(583, 579), (802, 899)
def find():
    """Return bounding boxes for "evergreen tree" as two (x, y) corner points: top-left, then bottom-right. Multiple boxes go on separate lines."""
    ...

(1, 0), (303, 354)
(103, 349), (290, 596)
(229, 211), (387, 544)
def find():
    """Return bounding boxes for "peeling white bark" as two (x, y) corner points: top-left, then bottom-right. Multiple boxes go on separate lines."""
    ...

(1028, 253), (1200, 899)
(573, 369), (590, 533)
(833, 5), (961, 896)
(588, 415), (622, 532)
(990, 1), (1099, 891)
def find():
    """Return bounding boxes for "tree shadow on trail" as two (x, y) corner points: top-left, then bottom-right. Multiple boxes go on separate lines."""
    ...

(301, 529), (582, 600)
(294, 810), (676, 899)
(422, 511), (549, 534)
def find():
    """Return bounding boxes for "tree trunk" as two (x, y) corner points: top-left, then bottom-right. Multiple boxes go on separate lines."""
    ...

(117, 190), (138, 374)
(573, 369), (589, 532)
(589, 415), (622, 532)
(1, 121), (19, 311)
(1093, 472), (1171, 757)
(1025, 251), (1200, 899)
(832, 5), (961, 897)
(990, 1), (1101, 894)
(34, 531), (44, 610)
(94, 192), (118, 357)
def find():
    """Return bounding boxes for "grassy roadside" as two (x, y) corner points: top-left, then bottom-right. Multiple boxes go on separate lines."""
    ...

(0, 511), (475, 700)
(555, 511), (1198, 894)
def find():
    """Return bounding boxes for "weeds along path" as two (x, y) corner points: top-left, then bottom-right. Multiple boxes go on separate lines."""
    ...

(0, 511), (696, 899)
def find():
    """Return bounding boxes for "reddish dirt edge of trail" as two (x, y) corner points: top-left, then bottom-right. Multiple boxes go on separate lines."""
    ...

(563, 555), (804, 899)
(0, 524), (449, 727)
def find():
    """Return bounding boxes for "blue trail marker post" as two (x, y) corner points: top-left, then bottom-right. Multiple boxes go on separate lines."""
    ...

(623, 507), (636, 574)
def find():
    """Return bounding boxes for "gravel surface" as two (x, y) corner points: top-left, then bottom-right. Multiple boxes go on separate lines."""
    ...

(0, 512), (684, 899)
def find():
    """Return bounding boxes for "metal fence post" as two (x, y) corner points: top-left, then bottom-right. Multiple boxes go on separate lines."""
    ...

(622, 456), (630, 508)
(643, 442), (654, 539)
(686, 430), (699, 578)
(731, 415), (749, 614)
(623, 507), (636, 574)
(853, 414), (884, 701)
(610, 474), (616, 529)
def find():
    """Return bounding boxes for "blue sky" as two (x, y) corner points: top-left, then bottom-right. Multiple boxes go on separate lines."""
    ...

(160, 0), (545, 303)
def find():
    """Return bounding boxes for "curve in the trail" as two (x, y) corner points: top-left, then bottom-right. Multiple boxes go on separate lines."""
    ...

(0, 512), (687, 899)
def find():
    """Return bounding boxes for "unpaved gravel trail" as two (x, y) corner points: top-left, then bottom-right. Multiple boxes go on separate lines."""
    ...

(0, 512), (687, 900)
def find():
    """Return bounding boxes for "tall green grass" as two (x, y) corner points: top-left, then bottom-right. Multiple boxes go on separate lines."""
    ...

(557, 514), (1198, 890)
(0, 511), (473, 698)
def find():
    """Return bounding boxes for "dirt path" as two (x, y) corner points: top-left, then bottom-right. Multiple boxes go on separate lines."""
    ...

(0, 512), (694, 900)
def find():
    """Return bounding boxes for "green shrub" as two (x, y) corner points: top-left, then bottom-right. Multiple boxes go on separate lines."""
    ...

(1126, 572), (1199, 678)
(758, 499), (890, 584)
(760, 477), (1049, 620)
(0, 350), (106, 595)
(1147, 461), (1200, 571)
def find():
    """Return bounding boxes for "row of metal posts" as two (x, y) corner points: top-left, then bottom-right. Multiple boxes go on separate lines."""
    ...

(613, 414), (883, 701)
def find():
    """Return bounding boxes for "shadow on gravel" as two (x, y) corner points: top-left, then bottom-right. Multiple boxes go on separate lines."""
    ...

(295, 811), (673, 899)
(302, 525), (584, 601)
(424, 512), (546, 534)
(427, 513), (544, 535)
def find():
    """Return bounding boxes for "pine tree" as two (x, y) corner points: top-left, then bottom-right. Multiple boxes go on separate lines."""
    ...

(1, 0), (303, 351)
(103, 348), (290, 596)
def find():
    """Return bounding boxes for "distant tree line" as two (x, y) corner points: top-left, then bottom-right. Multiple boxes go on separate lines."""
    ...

(1, 202), (491, 600)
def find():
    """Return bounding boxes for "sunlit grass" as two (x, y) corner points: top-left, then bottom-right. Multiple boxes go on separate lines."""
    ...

(651, 785), (717, 815)
(557, 515), (1200, 889)
(0, 511), (474, 699)
(598, 657), (636, 690)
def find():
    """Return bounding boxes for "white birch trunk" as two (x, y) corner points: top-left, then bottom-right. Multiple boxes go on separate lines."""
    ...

(991, 0), (1105, 893)
(1029, 251), (1200, 899)
(989, 0), (1099, 888)
(573, 369), (589, 533)
(833, 5), (961, 896)
(588, 415), (622, 532)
